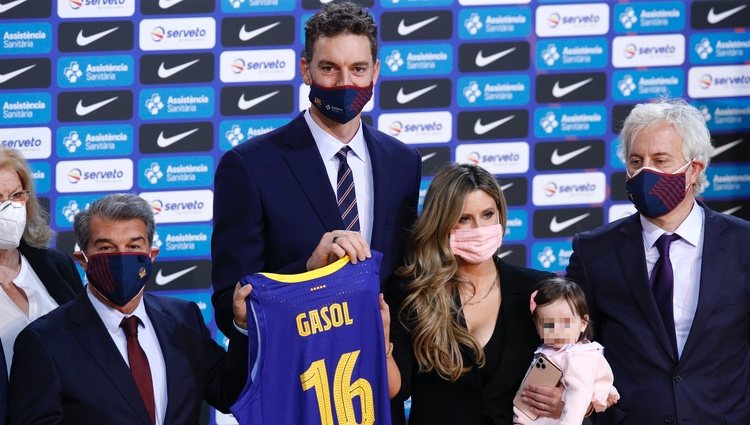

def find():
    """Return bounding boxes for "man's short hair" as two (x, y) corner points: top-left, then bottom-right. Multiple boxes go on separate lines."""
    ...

(303, 2), (378, 63)
(74, 193), (155, 251)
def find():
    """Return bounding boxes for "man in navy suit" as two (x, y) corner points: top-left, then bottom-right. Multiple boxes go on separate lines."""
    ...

(211, 2), (421, 336)
(567, 99), (750, 424)
(9, 194), (252, 425)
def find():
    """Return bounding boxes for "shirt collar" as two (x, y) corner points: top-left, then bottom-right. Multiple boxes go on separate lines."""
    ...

(86, 285), (149, 335)
(640, 200), (704, 249)
(304, 109), (367, 163)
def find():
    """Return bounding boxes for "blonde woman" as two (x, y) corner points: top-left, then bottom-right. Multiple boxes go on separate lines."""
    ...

(388, 163), (562, 425)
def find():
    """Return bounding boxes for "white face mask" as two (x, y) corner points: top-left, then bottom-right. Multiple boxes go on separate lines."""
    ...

(0, 201), (26, 249)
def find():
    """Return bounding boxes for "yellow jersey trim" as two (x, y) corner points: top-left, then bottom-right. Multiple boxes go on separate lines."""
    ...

(260, 256), (350, 283)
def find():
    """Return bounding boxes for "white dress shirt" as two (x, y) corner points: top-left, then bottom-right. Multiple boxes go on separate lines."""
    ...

(87, 287), (168, 425)
(0, 253), (58, 376)
(304, 109), (374, 244)
(640, 201), (704, 357)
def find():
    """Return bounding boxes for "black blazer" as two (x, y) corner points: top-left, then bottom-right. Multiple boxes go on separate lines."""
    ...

(1, 339), (6, 425)
(18, 240), (83, 305)
(211, 112), (421, 336)
(9, 292), (248, 425)
(389, 258), (553, 425)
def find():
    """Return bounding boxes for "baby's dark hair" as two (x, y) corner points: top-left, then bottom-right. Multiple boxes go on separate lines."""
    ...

(531, 276), (593, 341)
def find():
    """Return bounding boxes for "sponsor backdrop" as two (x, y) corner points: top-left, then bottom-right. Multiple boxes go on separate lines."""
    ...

(1, 0), (749, 422)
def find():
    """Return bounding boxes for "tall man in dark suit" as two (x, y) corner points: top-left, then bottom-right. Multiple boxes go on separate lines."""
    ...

(9, 194), (252, 425)
(211, 2), (421, 336)
(567, 99), (750, 424)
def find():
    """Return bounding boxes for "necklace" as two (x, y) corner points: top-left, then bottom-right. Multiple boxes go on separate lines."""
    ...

(462, 274), (498, 307)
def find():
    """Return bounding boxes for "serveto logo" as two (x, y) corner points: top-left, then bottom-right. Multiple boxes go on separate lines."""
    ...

(1, 92), (50, 125)
(688, 65), (750, 98)
(612, 34), (685, 68)
(378, 111), (452, 144)
(219, 49), (295, 83)
(152, 224), (211, 258)
(613, 68), (684, 101)
(455, 142), (529, 174)
(532, 241), (573, 272)
(0, 127), (50, 159)
(54, 194), (100, 228)
(532, 172), (605, 206)
(221, 0), (294, 13)
(535, 3), (609, 37)
(703, 164), (750, 199)
(534, 105), (606, 138)
(138, 155), (213, 189)
(691, 33), (750, 65)
(140, 189), (212, 224)
(139, 17), (215, 51)
(58, 0), (134, 18)
(537, 38), (608, 70)
(219, 118), (287, 151)
(139, 87), (214, 120)
(57, 124), (132, 158)
(0, 23), (51, 55)
(458, 7), (531, 39)
(58, 55), (133, 88)
(379, 43), (452, 76)
(457, 75), (529, 107)
(614, 2), (685, 34)
(55, 158), (133, 193)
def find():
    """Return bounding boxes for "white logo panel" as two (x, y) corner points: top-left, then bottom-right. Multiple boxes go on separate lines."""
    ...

(56, 159), (133, 193)
(220, 49), (296, 82)
(455, 142), (529, 174)
(139, 17), (216, 51)
(612, 34), (685, 68)
(532, 172), (605, 206)
(139, 190), (213, 224)
(0, 127), (51, 159)
(58, 0), (135, 18)
(688, 64), (750, 98)
(377, 111), (452, 144)
(535, 3), (610, 37)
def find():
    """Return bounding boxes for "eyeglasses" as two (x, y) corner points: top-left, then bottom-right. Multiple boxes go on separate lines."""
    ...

(0, 190), (30, 205)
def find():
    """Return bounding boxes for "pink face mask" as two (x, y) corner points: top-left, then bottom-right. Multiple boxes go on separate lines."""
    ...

(449, 223), (504, 264)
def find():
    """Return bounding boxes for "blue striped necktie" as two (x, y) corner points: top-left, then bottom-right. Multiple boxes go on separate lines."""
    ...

(335, 146), (360, 232)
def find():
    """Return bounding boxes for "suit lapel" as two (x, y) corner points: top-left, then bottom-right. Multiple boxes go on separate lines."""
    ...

(144, 296), (181, 425)
(680, 206), (728, 360)
(363, 124), (390, 249)
(68, 294), (153, 425)
(282, 114), (343, 231)
(19, 242), (78, 305)
(616, 216), (678, 363)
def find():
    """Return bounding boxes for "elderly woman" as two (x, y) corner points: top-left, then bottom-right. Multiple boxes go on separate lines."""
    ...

(0, 147), (83, 374)
(387, 163), (562, 425)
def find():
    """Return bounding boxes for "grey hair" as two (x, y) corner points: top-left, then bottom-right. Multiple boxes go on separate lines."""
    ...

(74, 193), (155, 251)
(618, 98), (714, 194)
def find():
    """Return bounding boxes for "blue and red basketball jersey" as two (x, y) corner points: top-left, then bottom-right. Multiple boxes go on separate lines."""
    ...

(231, 252), (391, 425)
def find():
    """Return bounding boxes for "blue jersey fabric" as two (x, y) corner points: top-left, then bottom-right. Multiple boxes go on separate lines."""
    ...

(231, 252), (391, 425)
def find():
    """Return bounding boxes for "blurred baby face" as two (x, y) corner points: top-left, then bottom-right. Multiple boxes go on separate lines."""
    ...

(535, 299), (588, 348)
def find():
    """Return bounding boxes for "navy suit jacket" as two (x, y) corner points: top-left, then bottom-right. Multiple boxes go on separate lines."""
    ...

(19, 241), (83, 305)
(567, 204), (750, 425)
(1, 339), (6, 425)
(211, 112), (421, 335)
(8, 293), (248, 425)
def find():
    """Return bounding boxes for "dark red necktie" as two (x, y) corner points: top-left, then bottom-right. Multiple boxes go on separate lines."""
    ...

(336, 146), (360, 232)
(120, 315), (156, 424)
(650, 233), (681, 356)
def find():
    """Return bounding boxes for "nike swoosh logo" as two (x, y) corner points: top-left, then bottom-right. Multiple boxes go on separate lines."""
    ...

(498, 250), (512, 259)
(396, 84), (437, 104)
(550, 145), (592, 165)
(159, 0), (186, 9)
(157, 128), (199, 148)
(0, 64), (35, 84)
(397, 16), (439, 36)
(474, 47), (516, 67)
(500, 182), (514, 191)
(721, 205), (742, 216)
(0, 0), (28, 14)
(238, 90), (279, 110)
(421, 152), (437, 162)
(155, 266), (197, 286)
(552, 78), (593, 98)
(75, 96), (118, 116)
(549, 213), (590, 233)
(707, 4), (747, 24)
(76, 27), (119, 47)
(239, 21), (281, 41)
(158, 59), (200, 79)
(711, 138), (743, 157)
(474, 115), (515, 135)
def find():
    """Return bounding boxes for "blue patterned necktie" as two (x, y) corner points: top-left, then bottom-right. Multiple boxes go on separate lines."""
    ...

(335, 146), (360, 232)
(650, 233), (681, 356)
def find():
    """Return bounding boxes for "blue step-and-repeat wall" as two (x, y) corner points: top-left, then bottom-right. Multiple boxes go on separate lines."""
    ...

(1, 0), (749, 422)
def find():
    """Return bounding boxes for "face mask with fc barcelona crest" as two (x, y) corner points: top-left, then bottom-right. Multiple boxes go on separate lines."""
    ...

(84, 252), (152, 306)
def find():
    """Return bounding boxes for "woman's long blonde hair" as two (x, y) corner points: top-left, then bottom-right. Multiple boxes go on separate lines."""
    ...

(398, 163), (507, 381)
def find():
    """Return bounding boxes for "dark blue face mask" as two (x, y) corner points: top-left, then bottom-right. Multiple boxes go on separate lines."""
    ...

(85, 252), (152, 307)
(308, 81), (373, 124)
(625, 161), (692, 218)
